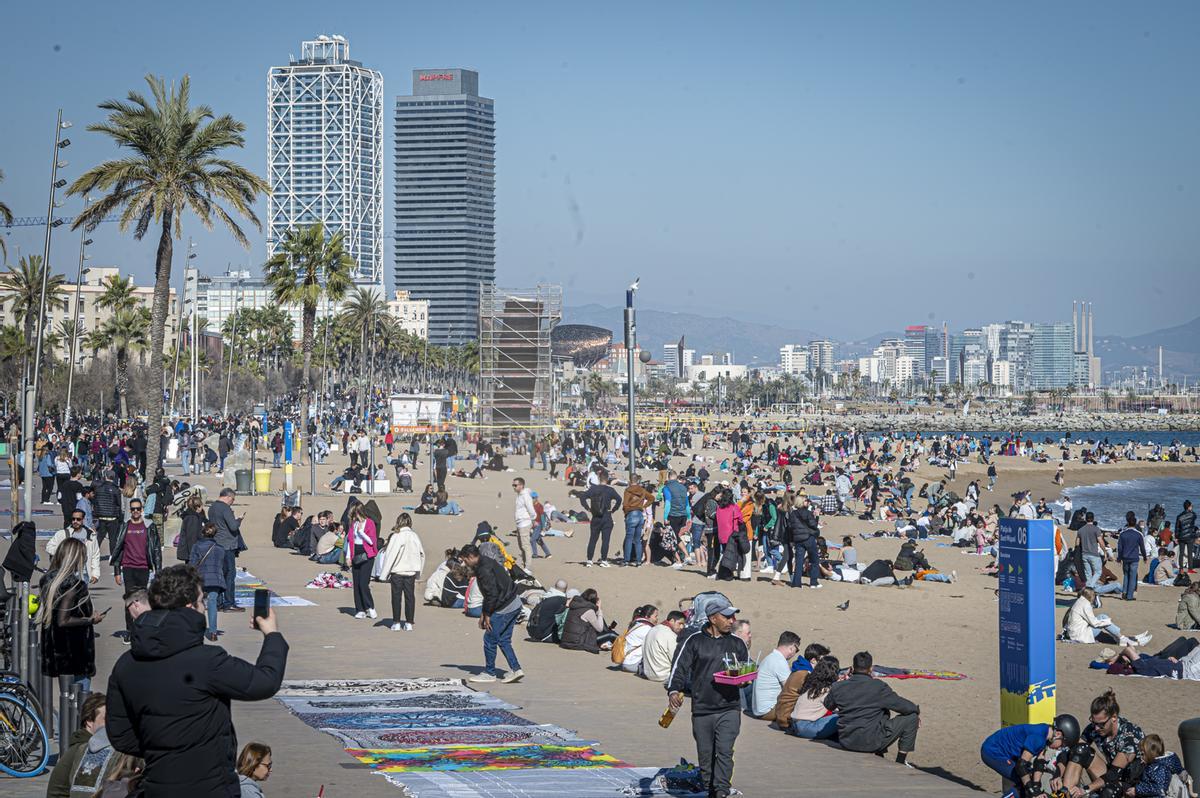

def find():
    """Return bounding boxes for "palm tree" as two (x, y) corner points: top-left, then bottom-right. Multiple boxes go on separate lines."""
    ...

(0, 254), (68, 378)
(0, 170), (13, 263)
(69, 74), (266, 443)
(97, 308), (150, 417)
(96, 273), (138, 313)
(340, 286), (388, 381)
(0, 324), (31, 363)
(263, 222), (354, 427)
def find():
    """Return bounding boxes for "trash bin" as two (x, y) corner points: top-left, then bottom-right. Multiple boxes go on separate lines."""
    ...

(1180, 717), (1200, 782)
(254, 468), (272, 493)
(234, 469), (252, 494)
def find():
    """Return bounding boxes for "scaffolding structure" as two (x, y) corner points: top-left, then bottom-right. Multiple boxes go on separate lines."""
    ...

(479, 284), (562, 431)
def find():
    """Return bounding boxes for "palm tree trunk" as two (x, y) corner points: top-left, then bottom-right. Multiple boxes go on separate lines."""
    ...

(144, 211), (173, 475)
(301, 303), (315, 460)
(116, 350), (129, 419)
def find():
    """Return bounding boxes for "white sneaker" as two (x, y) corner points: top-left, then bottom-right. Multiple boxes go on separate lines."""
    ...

(1137, 632), (1152, 646)
(671, 562), (684, 570)
(706, 574), (717, 580)
(597, 560), (611, 568)
(502, 669), (525, 683)
(390, 623), (404, 631)
(951, 570), (958, 583)
(809, 584), (823, 590)
(354, 612), (367, 619)
(403, 622), (414, 631)
(468, 672), (498, 683)
(583, 560), (594, 567)
(366, 608), (377, 619)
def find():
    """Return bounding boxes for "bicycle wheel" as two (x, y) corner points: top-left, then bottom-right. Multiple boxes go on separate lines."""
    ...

(0, 673), (42, 722)
(0, 693), (49, 777)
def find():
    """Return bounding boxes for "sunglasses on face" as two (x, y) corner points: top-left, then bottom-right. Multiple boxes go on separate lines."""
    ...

(130, 506), (143, 512)
(71, 516), (84, 522)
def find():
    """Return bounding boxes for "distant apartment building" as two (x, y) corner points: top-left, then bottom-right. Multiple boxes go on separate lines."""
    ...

(2, 267), (181, 362)
(1030, 322), (1074, 390)
(808, 339), (835, 374)
(386, 290), (430, 340)
(904, 326), (927, 376)
(779, 344), (810, 375)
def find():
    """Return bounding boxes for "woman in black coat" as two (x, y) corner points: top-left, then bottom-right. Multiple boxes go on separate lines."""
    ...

(175, 493), (207, 562)
(38, 538), (105, 693)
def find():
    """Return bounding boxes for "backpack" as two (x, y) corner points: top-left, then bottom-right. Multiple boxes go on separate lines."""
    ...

(610, 631), (627, 665)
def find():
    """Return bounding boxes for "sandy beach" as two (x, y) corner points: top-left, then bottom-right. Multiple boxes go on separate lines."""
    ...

(10, 433), (1199, 798)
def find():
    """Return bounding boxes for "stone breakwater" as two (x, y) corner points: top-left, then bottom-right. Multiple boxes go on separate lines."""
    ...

(780, 411), (1200, 434)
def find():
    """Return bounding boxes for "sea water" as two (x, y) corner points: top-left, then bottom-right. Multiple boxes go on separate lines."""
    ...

(873, 430), (1200, 447)
(1062, 477), (1200, 529)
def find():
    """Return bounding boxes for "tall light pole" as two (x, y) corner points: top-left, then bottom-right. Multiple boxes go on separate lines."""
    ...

(187, 242), (198, 421)
(63, 196), (93, 428)
(222, 275), (243, 417)
(22, 111), (71, 523)
(624, 278), (639, 485)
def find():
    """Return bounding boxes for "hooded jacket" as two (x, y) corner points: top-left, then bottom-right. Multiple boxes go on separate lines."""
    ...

(375, 526), (426, 578)
(665, 624), (750, 716)
(106, 608), (288, 798)
(93, 480), (123, 521)
(47, 727), (91, 798)
(176, 508), (206, 562)
(68, 726), (118, 796)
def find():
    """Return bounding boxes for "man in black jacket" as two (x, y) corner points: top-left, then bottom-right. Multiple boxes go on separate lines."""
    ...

(461, 544), (524, 684)
(666, 595), (748, 798)
(788, 500), (822, 589)
(1177, 500), (1197, 570)
(570, 472), (622, 566)
(106, 564), (288, 797)
(93, 470), (124, 556)
(823, 650), (920, 765)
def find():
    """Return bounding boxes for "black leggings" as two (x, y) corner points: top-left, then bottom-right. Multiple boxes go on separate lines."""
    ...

(352, 558), (375, 612)
(41, 475), (56, 503)
(389, 574), (415, 625)
(706, 534), (722, 576)
(587, 517), (613, 561)
(1154, 636), (1199, 660)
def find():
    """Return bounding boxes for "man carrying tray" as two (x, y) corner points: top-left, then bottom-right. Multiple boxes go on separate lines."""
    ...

(666, 595), (750, 798)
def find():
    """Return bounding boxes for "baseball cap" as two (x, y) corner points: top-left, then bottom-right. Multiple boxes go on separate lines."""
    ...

(706, 596), (739, 618)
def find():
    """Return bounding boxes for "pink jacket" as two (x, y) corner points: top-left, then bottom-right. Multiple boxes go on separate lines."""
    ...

(346, 518), (378, 560)
(714, 504), (742, 545)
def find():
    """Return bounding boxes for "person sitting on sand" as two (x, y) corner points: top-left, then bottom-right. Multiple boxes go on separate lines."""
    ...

(559, 588), (617, 653)
(1176, 582), (1200, 631)
(789, 655), (841, 739)
(1064, 587), (1150, 646)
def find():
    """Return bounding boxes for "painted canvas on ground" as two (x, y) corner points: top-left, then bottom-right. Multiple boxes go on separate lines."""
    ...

(293, 708), (533, 730)
(276, 691), (513, 715)
(347, 743), (624, 773)
(322, 724), (587, 751)
(381, 767), (670, 797)
(278, 678), (463, 696)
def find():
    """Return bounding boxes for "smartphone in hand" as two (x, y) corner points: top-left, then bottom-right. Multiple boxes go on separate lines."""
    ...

(253, 589), (270, 619)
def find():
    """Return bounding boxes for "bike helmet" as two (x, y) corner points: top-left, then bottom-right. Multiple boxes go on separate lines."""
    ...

(1053, 714), (1081, 748)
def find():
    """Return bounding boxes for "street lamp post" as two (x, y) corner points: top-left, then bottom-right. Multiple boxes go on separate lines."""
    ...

(63, 196), (93, 428)
(623, 278), (639, 485)
(22, 110), (71, 523)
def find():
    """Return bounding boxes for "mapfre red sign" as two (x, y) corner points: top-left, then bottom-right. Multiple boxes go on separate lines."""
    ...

(419, 73), (454, 81)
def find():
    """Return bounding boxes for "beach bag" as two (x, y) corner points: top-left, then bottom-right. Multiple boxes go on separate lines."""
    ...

(610, 631), (627, 665)
(1175, 572), (1192, 587)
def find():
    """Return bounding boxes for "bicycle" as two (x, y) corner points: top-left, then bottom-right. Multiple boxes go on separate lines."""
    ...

(0, 687), (49, 777)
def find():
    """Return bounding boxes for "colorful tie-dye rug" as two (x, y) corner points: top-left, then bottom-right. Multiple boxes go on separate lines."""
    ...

(274, 677), (668, 796)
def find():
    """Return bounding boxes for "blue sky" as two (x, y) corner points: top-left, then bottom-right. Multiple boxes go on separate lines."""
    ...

(1, 1), (1197, 339)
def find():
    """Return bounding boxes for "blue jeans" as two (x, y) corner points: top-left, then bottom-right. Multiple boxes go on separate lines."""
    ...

(180, 449), (191, 474)
(690, 522), (705, 553)
(623, 511), (644, 563)
(1094, 582), (1122, 596)
(483, 608), (521, 676)
(464, 605), (481, 617)
(790, 714), (838, 739)
(919, 572), (952, 583)
(1083, 554), (1103, 589)
(204, 589), (221, 635)
(221, 548), (238, 608)
(531, 521), (551, 557)
(792, 538), (820, 587)
(1090, 615), (1121, 642)
(438, 501), (462, 515)
(1122, 561), (1139, 600)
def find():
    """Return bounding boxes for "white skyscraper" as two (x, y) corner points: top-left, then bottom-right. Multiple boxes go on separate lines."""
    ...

(267, 35), (384, 286)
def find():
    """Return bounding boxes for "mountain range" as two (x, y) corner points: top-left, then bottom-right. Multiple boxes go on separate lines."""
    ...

(562, 304), (1200, 379)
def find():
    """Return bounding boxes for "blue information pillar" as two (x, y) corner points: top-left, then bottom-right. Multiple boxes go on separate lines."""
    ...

(998, 517), (1057, 726)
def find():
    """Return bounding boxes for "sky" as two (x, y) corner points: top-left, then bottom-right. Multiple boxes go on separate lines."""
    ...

(1, 1), (1197, 341)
